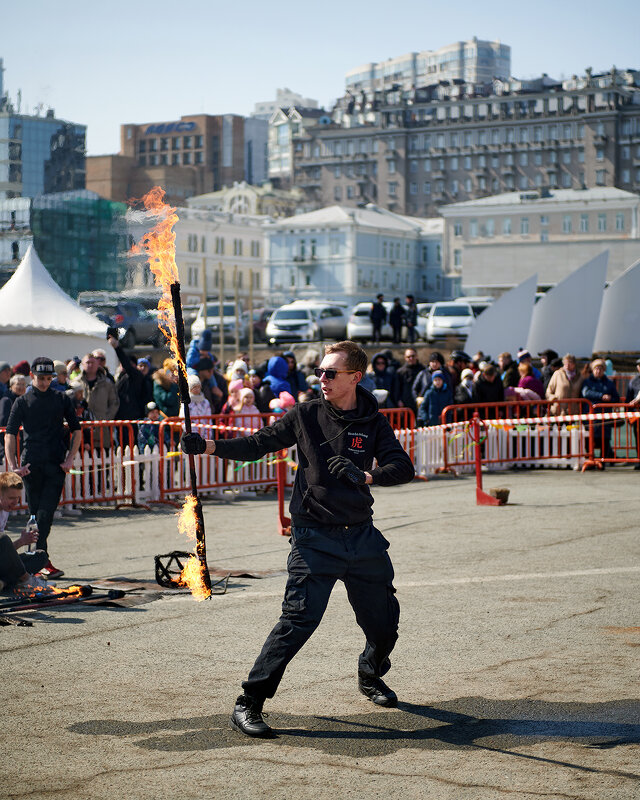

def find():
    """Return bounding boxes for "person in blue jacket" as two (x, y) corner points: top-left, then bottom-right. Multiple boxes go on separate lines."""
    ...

(581, 358), (619, 461)
(417, 370), (453, 427)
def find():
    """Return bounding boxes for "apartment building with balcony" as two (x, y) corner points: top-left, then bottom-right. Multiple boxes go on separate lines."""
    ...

(292, 67), (640, 217)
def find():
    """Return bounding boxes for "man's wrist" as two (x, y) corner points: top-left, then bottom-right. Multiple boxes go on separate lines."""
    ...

(364, 471), (373, 485)
(205, 440), (216, 455)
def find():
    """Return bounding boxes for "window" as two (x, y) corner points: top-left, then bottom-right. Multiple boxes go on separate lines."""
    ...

(148, 139), (157, 152)
(139, 141), (147, 153)
(469, 219), (478, 238)
(491, 155), (499, 168)
(215, 236), (225, 254)
(622, 146), (630, 159)
(410, 182), (417, 195)
(410, 160), (418, 173)
(503, 217), (512, 235)
(596, 148), (604, 161)
(519, 127), (529, 143)
(519, 175), (528, 189)
(172, 153), (180, 165)
(562, 124), (571, 139)
(478, 176), (486, 190)
(183, 152), (192, 164)
(478, 155), (486, 168)
(540, 231), (549, 242)
(540, 215), (549, 226)
(251, 241), (260, 257)
(450, 156), (458, 170)
(347, 185), (354, 198)
(334, 186), (342, 201)
(194, 151), (203, 164)
(562, 215), (572, 234)
(548, 171), (557, 186)
(454, 222), (463, 236)
(519, 152), (528, 166)
(563, 151), (571, 164)
(597, 214), (607, 232)
(579, 214), (589, 233)
(334, 165), (341, 178)
(562, 173), (572, 187)
(622, 169), (630, 183)
(549, 150), (558, 164)
(201, 236), (206, 253)
(464, 177), (472, 192)
(423, 181), (431, 194)
(149, 154), (158, 166)
(596, 170), (606, 185)
(505, 153), (514, 166)
(388, 160), (396, 174)
(464, 132), (472, 147)
(451, 179), (459, 195)
(463, 155), (472, 169)
(616, 212), (625, 231)
(388, 182), (397, 196)
(346, 165), (354, 178)
(534, 152), (542, 166)
(195, 135), (203, 148)
(160, 138), (169, 151)
(520, 217), (529, 235)
(424, 158), (431, 172)
(454, 249), (462, 267)
(533, 126), (543, 142)
(234, 239), (243, 256)
(578, 148), (585, 163)
(486, 218), (495, 237)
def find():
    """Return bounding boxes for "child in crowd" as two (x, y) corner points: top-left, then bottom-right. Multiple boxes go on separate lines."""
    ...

(182, 374), (212, 419)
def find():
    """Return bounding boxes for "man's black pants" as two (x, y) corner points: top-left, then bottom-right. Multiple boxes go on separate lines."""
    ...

(242, 522), (400, 701)
(22, 462), (66, 552)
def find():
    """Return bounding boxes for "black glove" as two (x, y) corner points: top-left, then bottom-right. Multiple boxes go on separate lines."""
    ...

(327, 454), (367, 486)
(181, 432), (207, 455)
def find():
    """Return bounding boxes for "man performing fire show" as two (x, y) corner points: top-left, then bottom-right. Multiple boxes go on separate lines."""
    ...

(181, 340), (415, 739)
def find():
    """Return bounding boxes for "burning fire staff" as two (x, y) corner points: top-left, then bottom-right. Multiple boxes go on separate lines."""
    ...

(5, 357), (82, 579)
(181, 341), (415, 738)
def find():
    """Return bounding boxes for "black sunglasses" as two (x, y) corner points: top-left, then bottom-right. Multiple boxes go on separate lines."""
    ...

(314, 367), (358, 380)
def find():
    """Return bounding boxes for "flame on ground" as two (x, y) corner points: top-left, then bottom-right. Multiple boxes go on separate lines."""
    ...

(176, 494), (211, 601)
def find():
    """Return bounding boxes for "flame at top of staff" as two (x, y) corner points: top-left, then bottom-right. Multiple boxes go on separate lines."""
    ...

(130, 186), (182, 367)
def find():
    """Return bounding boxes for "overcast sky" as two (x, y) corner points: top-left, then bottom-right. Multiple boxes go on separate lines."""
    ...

(2, 0), (639, 156)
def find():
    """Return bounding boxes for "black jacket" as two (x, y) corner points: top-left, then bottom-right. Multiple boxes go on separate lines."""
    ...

(214, 386), (414, 526)
(6, 387), (80, 464)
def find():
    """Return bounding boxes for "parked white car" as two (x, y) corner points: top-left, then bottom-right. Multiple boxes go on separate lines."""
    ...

(425, 302), (475, 342)
(416, 302), (433, 341)
(453, 296), (493, 318)
(346, 301), (396, 341)
(287, 301), (348, 340)
(191, 302), (247, 343)
(265, 305), (321, 344)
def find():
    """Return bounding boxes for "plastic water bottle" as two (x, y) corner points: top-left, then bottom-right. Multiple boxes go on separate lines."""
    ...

(26, 514), (38, 553)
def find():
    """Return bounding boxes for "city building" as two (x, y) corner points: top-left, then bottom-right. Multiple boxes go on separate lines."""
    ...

(292, 67), (640, 217)
(86, 113), (268, 206)
(252, 88), (318, 121)
(127, 205), (269, 307)
(264, 204), (448, 307)
(439, 187), (640, 295)
(0, 197), (32, 285)
(0, 61), (86, 199)
(345, 38), (511, 95)
(30, 190), (129, 297)
(186, 181), (308, 218)
(268, 106), (332, 187)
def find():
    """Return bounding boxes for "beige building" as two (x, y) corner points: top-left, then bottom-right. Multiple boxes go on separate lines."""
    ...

(186, 181), (307, 218)
(439, 187), (640, 295)
(125, 207), (268, 307)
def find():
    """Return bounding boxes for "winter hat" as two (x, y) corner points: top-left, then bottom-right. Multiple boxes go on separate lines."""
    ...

(228, 379), (244, 393)
(197, 329), (213, 351)
(231, 359), (248, 376)
(53, 360), (67, 375)
(240, 387), (255, 404)
(431, 370), (445, 381)
(517, 349), (532, 362)
(187, 374), (201, 392)
(460, 368), (474, 380)
(12, 360), (30, 376)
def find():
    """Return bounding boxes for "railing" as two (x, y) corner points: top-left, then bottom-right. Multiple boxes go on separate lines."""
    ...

(584, 402), (640, 468)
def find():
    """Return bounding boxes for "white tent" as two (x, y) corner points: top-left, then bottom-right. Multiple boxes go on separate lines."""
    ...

(526, 252), (608, 358)
(465, 274), (538, 360)
(0, 244), (116, 370)
(593, 258), (640, 353)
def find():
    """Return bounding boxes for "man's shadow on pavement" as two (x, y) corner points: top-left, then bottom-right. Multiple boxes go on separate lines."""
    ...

(69, 696), (640, 777)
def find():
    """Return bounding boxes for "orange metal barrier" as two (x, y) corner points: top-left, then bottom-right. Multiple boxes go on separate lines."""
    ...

(438, 400), (592, 473)
(583, 403), (640, 469)
(380, 407), (416, 462)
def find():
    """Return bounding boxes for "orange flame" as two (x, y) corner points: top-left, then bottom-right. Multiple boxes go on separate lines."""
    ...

(131, 186), (185, 379)
(176, 494), (211, 601)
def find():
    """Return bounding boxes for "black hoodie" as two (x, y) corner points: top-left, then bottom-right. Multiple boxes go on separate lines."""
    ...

(214, 386), (414, 526)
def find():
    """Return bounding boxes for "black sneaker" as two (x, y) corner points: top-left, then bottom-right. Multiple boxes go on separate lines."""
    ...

(230, 695), (274, 738)
(358, 673), (398, 707)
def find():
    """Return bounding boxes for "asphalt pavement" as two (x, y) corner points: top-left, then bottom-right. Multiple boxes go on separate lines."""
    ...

(1, 467), (638, 800)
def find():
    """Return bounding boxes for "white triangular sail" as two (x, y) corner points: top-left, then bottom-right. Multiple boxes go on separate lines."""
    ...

(465, 274), (537, 359)
(593, 258), (640, 353)
(526, 252), (608, 358)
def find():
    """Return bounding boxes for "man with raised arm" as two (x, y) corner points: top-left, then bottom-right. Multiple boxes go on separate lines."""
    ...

(181, 340), (415, 738)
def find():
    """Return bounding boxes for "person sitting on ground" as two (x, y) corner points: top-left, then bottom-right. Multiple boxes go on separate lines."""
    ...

(545, 354), (584, 415)
(0, 472), (52, 596)
(417, 370), (453, 427)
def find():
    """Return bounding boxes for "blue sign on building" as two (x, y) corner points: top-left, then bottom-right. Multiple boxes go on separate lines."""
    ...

(144, 121), (197, 135)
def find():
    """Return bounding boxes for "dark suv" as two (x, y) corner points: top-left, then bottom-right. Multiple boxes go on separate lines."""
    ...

(87, 301), (162, 348)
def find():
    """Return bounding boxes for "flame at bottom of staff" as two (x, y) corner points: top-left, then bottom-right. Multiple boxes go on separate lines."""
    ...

(176, 494), (211, 601)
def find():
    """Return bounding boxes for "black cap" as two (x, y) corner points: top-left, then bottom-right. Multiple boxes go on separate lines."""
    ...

(31, 357), (55, 375)
(451, 350), (471, 362)
(194, 357), (214, 372)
